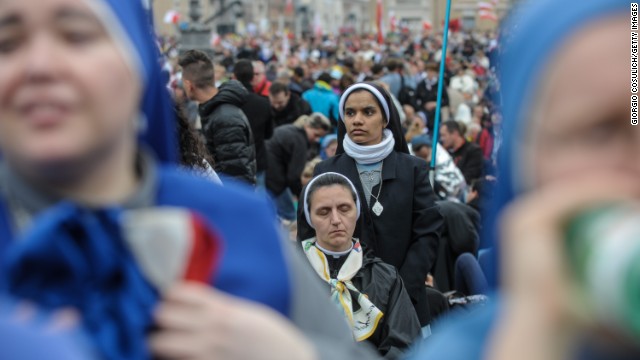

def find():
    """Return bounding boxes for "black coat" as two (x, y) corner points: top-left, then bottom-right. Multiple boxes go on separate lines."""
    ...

(240, 84), (274, 172)
(265, 125), (309, 196)
(297, 243), (421, 359)
(451, 141), (484, 184)
(352, 256), (422, 359)
(415, 79), (450, 132)
(272, 93), (312, 128)
(199, 80), (257, 184)
(305, 152), (443, 325)
(432, 201), (481, 293)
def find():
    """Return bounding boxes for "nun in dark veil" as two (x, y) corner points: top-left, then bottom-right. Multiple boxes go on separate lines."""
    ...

(299, 81), (443, 328)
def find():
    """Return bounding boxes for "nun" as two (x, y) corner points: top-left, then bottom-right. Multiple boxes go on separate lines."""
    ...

(0, 0), (378, 359)
(300, 172), (421, 358)
(300, 82), (443, 327)
(410, 0), (640, 359)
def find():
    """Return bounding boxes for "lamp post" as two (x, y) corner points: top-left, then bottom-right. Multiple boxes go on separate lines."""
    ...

(178, 0), (214, 57)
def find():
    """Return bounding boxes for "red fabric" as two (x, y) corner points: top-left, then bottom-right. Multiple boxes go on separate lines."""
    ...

(254, 79), (272, 97)
(285, 0), (293, 15)
(183, 213), (221, 284)
(478, 129), (494, 160)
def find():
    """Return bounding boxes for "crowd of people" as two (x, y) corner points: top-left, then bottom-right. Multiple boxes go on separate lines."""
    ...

(0, 0), (638, 359)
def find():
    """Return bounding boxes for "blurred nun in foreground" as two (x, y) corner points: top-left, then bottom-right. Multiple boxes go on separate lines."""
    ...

(410, 0), (640, 359)
(0, 0), (378, 359)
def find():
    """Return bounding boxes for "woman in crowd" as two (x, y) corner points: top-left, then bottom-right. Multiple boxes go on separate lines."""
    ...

(299, 172), (421, 358)
(300, 82), (443, 328)
(411, 0), (640, 359)
(0, 0), (378, 359)
(175, 105), (221, 184)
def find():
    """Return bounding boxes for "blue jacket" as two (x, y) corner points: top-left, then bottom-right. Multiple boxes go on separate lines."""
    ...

(303, 81), (340, 123)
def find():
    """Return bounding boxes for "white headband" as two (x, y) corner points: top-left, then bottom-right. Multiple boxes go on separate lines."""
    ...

(303, 172), (361, 229)
(339, 83), (391, 125)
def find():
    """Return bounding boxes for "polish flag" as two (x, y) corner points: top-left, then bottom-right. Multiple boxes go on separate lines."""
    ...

(376, 0), (384, 44)
(210, 32), (221, 47)
(389, 12), (397, 33)
(477, 1), (494, 11)
(314, 13), (323, 38)
(285, 0), (294, 16)
(479, 10), (498, 21)
(163, 10), (180, 25)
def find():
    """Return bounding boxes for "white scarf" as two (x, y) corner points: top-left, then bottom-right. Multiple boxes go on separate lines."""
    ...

(343, 129), (395, 165)
(302, 238), (383, 341)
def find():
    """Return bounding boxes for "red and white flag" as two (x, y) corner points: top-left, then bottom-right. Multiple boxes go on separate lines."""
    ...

(423, 20), (433, 31)
(479, 9), (498, 21)
(477, 2), (494, 11)
(314, 13), (323, 38)
(163, 10), (180, 25)
(389, 12), (397, 33)
(285, 0), (294, 16)
(376, 0), (384, 44)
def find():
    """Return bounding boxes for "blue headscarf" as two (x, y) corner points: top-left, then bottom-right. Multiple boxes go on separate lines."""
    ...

(90, 0), (178, 164)
(0, 1), (177, 358)
(320, 134), (338, 160)
(484, 0), (629, 288)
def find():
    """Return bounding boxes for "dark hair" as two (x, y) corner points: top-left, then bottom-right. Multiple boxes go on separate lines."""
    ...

(175, 104), (215, 172)
(339, 74), (355, 92)
(269, 81), (290, 96)
(306, 174), (358, 214)
(233, 59), (254, 85)
(179, 50), (215, 89)
(317, 72), (333, 84)
(424, 62), (439, 72)
(386, 58), (401, 72)
(293, 66), (305, 78)
(442, 120), (463, 136)
(306, 113), (332, 132)
(371, 64), (384, 75)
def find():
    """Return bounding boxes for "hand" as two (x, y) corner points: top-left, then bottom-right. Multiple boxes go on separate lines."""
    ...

(425, 102), (437, 111)
(149, 283), (318, 360)
(486, 173), (640, 360)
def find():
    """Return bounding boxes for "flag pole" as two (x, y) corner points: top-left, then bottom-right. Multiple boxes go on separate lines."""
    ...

(429, 0), (453, 187)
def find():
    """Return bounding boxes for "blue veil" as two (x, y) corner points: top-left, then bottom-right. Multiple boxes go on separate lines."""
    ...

(484, 0), (630, 288)
(92, 0), (178, 164)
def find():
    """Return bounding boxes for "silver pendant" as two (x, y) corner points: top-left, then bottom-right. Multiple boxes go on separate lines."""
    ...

(372, 201), (384, 216)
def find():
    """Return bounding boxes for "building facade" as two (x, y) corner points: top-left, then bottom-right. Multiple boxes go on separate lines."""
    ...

(151, 0), (510, 37)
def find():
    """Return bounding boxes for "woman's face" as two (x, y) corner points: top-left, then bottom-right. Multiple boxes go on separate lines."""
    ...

(0, 0), (141, 170)
(309, 185), (358, 252)
(343, 90), (385, 146)
(527, 16), (640, 190)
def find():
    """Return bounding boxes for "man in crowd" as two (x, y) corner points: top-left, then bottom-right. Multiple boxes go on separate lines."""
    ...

(302, 73), (340, 127)
(416, 62), (450, 132)
(266, 114), (331, 222)
(234, 60), (274, 188)
(379, 58), (416, 100)
(269, 82), (312, 127)
(290, 66), (313, 96)
(439, 120), (484, 184)
(253, 60), (272, 97)
(180, 50), (257, 185)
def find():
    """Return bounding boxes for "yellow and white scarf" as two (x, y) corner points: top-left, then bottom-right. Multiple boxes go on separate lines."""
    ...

(302, 238), (383, 341)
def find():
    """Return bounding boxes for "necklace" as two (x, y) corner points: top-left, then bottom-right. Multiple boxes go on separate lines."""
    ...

(360, 165), (384, 216)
